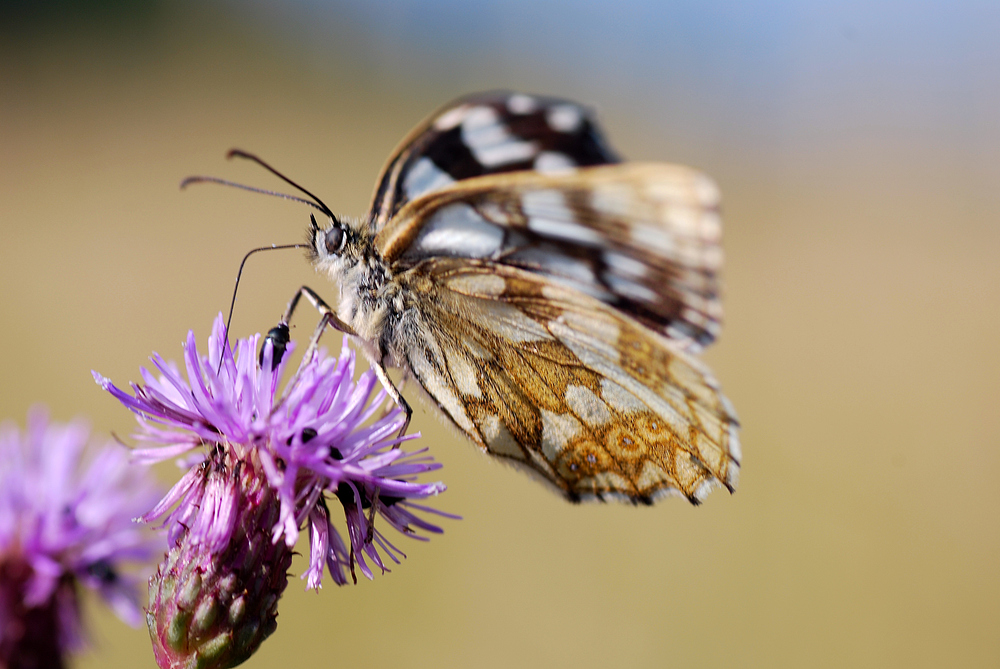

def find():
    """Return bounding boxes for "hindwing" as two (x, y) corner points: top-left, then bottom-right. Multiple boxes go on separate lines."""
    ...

(396, 260), (740, 503)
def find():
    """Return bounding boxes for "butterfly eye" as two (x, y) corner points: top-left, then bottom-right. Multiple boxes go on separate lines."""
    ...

(324, 226), (345, 255)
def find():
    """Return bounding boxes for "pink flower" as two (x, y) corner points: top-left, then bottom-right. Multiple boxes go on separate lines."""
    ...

(0, 407), (164, 668)
(96, 314), (453, 668)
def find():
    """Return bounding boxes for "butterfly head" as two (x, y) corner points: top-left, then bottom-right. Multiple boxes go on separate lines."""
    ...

(308, 212), (371, 274)
(307, 212), (391, 336)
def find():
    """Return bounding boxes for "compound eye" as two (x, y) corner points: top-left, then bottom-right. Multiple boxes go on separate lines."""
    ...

(324, 226), (345, 255)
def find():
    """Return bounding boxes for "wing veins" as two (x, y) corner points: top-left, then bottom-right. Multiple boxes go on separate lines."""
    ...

(435, 319), (541, 466)
(505, 340), (642, 493)
(503, 291), (731, 423)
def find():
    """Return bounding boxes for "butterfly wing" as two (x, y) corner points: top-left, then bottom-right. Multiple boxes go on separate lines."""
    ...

(356, 92), (737, 503)
(367, 91), (620, 233)
(378, 162), (723, 350)
(394, 259), (740, 504)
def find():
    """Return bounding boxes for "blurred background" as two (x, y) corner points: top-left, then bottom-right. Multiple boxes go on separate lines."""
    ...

(1, 1), (998, 667)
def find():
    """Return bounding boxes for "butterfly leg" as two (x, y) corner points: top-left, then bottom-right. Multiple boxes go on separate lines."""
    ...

(279, 286), (412, 435)
(369, 362), (412, 440)
(363, 360), (412, 547)
(278, 286), (413, 546)
(269, 286), (354, 406)
(282, 285), (357, 347)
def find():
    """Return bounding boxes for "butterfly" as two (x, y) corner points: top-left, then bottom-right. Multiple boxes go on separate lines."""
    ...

(205, 91), (740, 505)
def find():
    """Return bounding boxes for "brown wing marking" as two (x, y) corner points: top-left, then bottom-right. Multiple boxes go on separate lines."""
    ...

(399, 260), (740, 504)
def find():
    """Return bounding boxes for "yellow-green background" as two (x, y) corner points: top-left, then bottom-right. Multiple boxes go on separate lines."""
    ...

(2, 2), (998, 667)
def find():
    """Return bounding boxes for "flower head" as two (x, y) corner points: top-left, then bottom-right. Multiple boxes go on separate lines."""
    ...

(0, 406), (164, 669)
(95, 314), (452, 668)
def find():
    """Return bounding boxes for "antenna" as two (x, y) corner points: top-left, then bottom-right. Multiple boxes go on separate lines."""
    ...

(226, 149), (338, 222)
(180, 150), (336, 367)
(216, 244), (305, 372)
(180, 176), (328, 214)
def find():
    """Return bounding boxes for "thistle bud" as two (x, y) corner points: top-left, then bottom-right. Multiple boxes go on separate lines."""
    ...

(147, 462), (290, 669)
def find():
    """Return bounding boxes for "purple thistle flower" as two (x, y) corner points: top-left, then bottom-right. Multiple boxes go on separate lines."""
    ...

(0, 406), (164, 669)
(95, 314), (453, 669)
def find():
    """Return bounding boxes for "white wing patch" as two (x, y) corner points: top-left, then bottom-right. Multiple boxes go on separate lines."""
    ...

(565, 384), (612, 426)
(521, 188), (572, 218)
(534, 151), (577, 173)
(526, 216), (604, 246)
(461, 105), (538, 168)
(443, 271), (506, 297)
(506, 245), (598, 285)
(479, 414), (525, 460)
(603, 274), (659, 302)
(442, 344), (483, 398)
(600, 378), (647, 412)
(441, 276), (561, 342)
(602, 251), (649, 278)
(540, 409), (582, 461)
(432, 104), (470, 131)
(407, 340), (477, 436)
(590, 181), (633, 217)
(407, 203), (504, 258)
(506, 93), (538, 115)
(403, 157), (455, 199)
(547, 103), (584, 133)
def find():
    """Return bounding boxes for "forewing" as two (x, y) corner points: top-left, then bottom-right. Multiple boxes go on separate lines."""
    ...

(378, 163), (723, 349)
(398, 260), (740, 504)
(367, 91), (620, 233)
